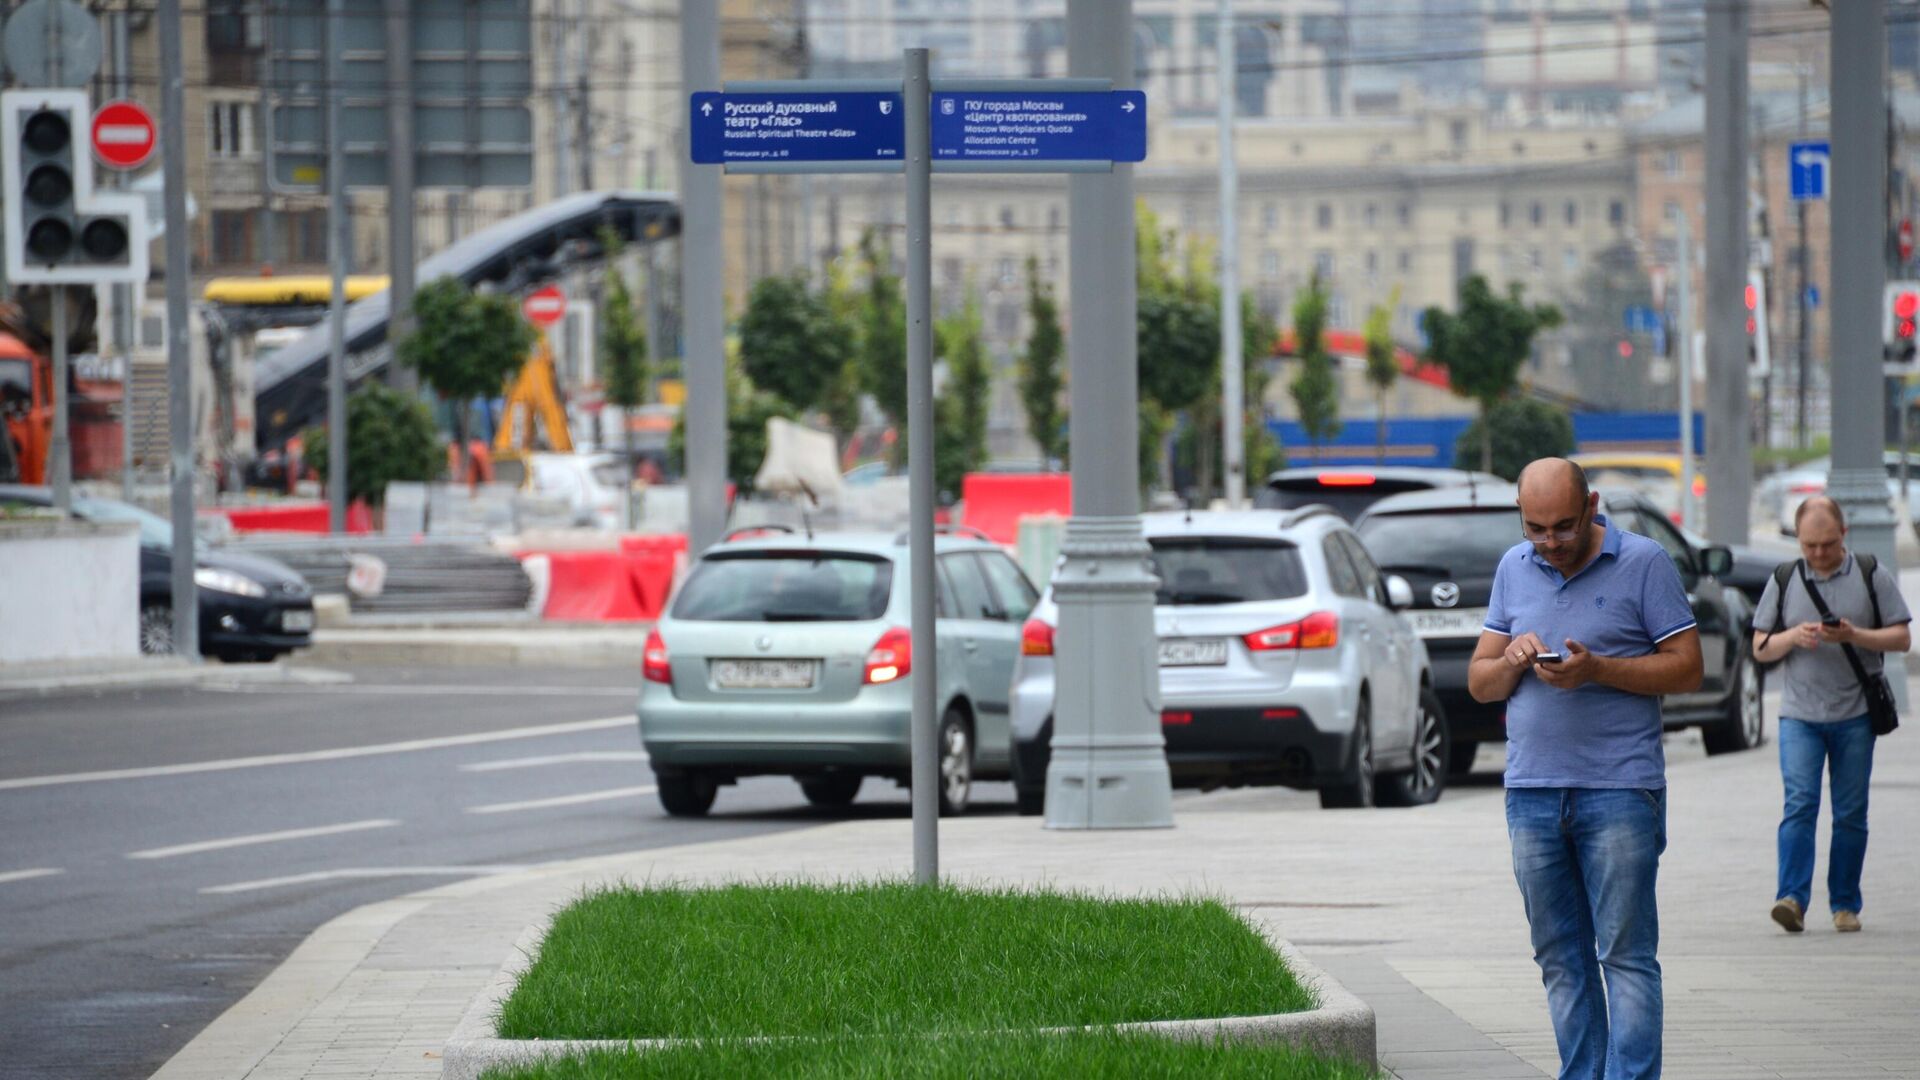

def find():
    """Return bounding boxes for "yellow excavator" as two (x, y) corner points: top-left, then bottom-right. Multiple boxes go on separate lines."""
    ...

(493, 338), (573, 461)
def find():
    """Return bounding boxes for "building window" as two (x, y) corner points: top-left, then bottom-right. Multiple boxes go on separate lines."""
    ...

(1262, 203), (1278, 231)
(1365, 250), (1378, 276)
(1316, 203), (1333, 230)
(1453, 238), (1475, 286)
(1449, 119), (1468, 153)
(996, 302), (1021, 340)
(285, 210), (327, 264)
(1364, 203), (1378, 228)
(1312, 249), (1335, 282)
(1500, 202), (1510, 228)
(1664, 199), (1681, 222)
(1564, 248), (1580, 275)
(942, 257), (963, 286)
(1527, 247), (1542, 270)
(208, 101), (255, 158)
(1261, 250), (1281, 278)
(1398, 250), (1411, 272)
(1609, 200), (1626, 226)
(1564, 201), (1578, 227)
(1000, 205), (1016, 229)
(1662, 149), (1682, 178)
(210, 210), (253, 265)
(1397, 203), (1410, 227)
(1047, 206), (1060, 231)
(1529, 201), (1543, 227)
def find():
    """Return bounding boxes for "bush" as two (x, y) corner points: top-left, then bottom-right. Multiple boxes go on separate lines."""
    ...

(1453, 398), (1574, 481)
(302, 382), (443, 508)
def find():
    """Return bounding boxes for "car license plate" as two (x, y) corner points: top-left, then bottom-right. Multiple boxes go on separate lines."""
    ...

(712, 658), (817, 690)
(280, 609), (314, 632)
(1409, 607), (1487, 639)
(1158, 638), (1227, 667)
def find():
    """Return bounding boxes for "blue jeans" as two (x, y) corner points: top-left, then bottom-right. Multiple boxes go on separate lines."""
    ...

(1777, 715), (1876, 915)
(1507, 787), (1666, 1080)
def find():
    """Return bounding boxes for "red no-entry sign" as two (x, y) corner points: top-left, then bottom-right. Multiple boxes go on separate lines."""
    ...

(522, 285), (566, 327)
(91, 100), (157, 170)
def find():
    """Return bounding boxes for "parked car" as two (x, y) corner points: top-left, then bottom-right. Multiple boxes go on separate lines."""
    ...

(1353, 485), (1764, 774)
(1253, 466), (1503, 522)
(1758, 453), (1910, 536)
(1009, 508), (1448, 813)
(637, 525), (1037, 817)
(0, 484), (315, 662)
(525, 451), (631, 531)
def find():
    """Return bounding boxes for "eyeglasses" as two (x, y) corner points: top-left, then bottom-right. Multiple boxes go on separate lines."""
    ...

(1522, 525), (1583, 543)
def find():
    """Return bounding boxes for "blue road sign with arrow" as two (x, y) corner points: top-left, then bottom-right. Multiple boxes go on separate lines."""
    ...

(930, 91), (1147, 163)
(690, 92), (904, 164)
(1790, 140), (1830, 201)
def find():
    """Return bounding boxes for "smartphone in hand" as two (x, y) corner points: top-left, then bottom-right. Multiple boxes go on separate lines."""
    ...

(1533, 652), (1564, 665)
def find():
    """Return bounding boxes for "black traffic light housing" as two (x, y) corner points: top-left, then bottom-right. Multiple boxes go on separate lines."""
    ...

(3, 90), (146, 286)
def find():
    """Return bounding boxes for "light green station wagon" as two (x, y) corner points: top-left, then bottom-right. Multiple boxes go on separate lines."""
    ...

(638, 526), (1038, 817)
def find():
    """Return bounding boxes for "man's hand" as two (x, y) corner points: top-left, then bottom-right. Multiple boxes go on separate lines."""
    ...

(1503, 631), (1550, 670)
(1817, 618), (1857, 645)
(1534, 638), (1598, 690)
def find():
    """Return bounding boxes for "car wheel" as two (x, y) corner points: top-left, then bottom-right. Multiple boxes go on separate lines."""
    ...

(937, 708), (973, 817)
(655, 771), (718, 817)
(1379, 688), (1450, 807)
(1319, 693), (1376, 809)
(1702, 657), (1765, 756)
(139, 603), (175, 656)
(1448, 739), (1480, 777)
(799, 774), (863, 808)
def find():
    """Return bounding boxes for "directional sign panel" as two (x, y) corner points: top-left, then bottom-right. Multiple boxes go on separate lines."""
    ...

(1790, 140), (1830, 201)
(690, 92), (904, 165)
(931, 91), (1146, 163)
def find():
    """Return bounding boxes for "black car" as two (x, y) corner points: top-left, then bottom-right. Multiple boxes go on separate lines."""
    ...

(1353, 485), (1764, 773)
(1254, 466), (1505, 522)
(0, 485), (314, 662)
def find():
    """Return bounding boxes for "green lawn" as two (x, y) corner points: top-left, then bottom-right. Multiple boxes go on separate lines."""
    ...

(479, 1032), (1378, 1080)
(494, 882), (1316, 1042)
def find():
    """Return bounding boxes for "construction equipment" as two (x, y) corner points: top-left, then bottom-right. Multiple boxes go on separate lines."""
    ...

(0, 295), (118, 484)
(493, 338), (573, 461)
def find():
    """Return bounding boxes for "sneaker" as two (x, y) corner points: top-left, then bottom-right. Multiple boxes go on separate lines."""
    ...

(1834, 910), (1861, 933)
(1771, 897), (1805, 933)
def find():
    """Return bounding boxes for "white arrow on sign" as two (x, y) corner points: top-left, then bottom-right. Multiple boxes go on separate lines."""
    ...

(1122, 100), (1136, 113)
(1795, 146), (1830, 192)
(701, 101), (713, 116)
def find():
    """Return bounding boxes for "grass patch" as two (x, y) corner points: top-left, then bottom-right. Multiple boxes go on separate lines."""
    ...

(479, 1031), (1376, 1080)
(495, 882), (1314, 1041)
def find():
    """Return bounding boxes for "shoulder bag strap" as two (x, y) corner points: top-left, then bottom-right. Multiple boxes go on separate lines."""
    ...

(1797, 561), (1879, 693)
(1759, 560), (1799, 653)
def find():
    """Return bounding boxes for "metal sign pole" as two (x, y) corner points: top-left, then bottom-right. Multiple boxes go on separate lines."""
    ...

(1217, 0), (1243, 507)
(903, 47), (938, 885)
(680, 2), (726, 554)
(160, 0), (198, 660)
(1677, 211), (1697, 534)
(50, 288), (71, 513)
(326, 0), (348, 533)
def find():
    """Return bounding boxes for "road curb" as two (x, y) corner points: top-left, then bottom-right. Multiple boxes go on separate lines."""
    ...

(0, 661), (353, 698)
(437, 907), (1376, 1079)
(301, 628), (650, 669)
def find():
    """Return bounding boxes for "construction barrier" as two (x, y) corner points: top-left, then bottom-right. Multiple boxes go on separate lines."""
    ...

(520, 536), (685, 622)
(960, 473), (1071, 545)
(216, 501), (373, 535)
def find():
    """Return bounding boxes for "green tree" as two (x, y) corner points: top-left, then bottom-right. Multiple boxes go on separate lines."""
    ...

(1017, 256), (1067, 465)
(739, 272), (852, 413)
(1288, 274), (1342, 457)
(1453, 398), (1576, 481)
(668, 347), (792, 495)
(1363, 287), (1401, 464)
(1241, 294), (1287, 487)
(1422, 274), (1564, 474)
(819, 257), (869, 442)
(1134, 203), (1219, 488)
(599, 243), (649, 481)
(302, 382), (442, 511)
(397, 275), (537, 480)
(853, 228), (907, 453)
(934, 290), (990, 497)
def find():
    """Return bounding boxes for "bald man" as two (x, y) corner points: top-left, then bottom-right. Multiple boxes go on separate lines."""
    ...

(1469, 457), (1704, 1080)
(1752, 497), (1909, 936)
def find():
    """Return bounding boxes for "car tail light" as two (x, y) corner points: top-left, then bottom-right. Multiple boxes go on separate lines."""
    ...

(1021, 618), (1055, 656)
(1789, 482), (1824, 495)
(1691, 475), (1707, 498)
(1316, 471), (1376, 487)
(864, 626), (912, 684)
(642, 628), (672, 684)
(1243, 611), (1339, 651)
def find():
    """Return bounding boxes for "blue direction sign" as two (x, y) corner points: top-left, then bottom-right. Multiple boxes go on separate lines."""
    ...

(690, 92), (903, 164)
(1622, 304), (1660, 335)
(931, 91), (1146, 164)
(1790, 140), (1830, 201)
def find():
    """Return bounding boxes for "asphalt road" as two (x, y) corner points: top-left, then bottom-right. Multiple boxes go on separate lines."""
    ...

(0, 664), (1016, 1080)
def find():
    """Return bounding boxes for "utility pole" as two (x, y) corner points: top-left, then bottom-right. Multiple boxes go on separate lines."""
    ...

(113, 4), (135, 501)
(680, 2), (726, 554)
(1829, 0), (1899, 680)
(575, 0), (592, 192)
(1678, 210), (1698, 534)
(1703, 0), (1750, 545)
(326, 0), (348, 533)
(1796, 58), (1811, 450)
(551, 7), (573, 199)
(1217, 0), (1244, 507)
(387, 0), (417, 388)
(160, 0), (198, 660)
(1046, 0), (1175, 830)
(903, 47), (938, 882)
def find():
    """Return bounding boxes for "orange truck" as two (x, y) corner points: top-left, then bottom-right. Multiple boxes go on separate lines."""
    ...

(0, 330), (122, 485)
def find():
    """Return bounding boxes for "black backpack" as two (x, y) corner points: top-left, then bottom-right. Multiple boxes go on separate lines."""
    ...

(1757, 554), (1883, 667)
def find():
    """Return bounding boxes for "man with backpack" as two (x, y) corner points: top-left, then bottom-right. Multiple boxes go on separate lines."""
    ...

(1751, 496), (1910, 934)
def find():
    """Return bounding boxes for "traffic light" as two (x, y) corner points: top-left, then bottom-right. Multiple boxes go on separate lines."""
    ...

(1884, 280), (1920, 370)
(2, 90), (148, 286)
(1744, 270), (1771, 378)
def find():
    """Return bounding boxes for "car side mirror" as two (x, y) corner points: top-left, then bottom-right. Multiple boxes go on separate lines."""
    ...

(1386, 574), (1414, 611)
(1702, 545), (1733, 579)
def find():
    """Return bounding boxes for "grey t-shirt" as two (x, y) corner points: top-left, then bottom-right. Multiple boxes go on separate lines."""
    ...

(1754, 552), (1912, 722)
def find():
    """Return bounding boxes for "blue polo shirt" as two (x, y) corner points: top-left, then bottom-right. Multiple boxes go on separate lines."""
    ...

(1483, 515), (1696, 789)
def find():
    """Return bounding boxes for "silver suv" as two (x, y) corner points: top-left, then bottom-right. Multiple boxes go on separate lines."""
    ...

(1008, 508), (1448, 811)
(638, 526), (1037, 817)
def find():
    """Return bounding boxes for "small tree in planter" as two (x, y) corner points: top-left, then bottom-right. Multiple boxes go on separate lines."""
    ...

(397, 276), (537, 481)
(1421, 275), (1562, 475)
(303, 382), (443, 527)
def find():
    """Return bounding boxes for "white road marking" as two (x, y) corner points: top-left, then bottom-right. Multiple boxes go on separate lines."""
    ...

(0, 716), (632, 793)
(465, 785), (657, 815)
(460, 751), (650, 772)
(210, 684), (637, 698)
(0, 868), (64, 885)
(200, 865), (529, 896)
(127, 819), (400, 861)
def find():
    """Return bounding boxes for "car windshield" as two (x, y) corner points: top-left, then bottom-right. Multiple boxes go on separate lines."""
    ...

(74, 496), (173, 548)
(1357, 508), (1519, 579)
(1252, 476), (1443, 521)
(671, 552), (894, 622)
(1146, 538), (1308, 605)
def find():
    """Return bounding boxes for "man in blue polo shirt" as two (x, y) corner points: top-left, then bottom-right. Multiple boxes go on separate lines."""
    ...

(1469, 459), (1703, 1080)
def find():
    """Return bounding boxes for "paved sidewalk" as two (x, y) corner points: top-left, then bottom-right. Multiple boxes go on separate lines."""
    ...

(152, 686), (1920, 1080)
